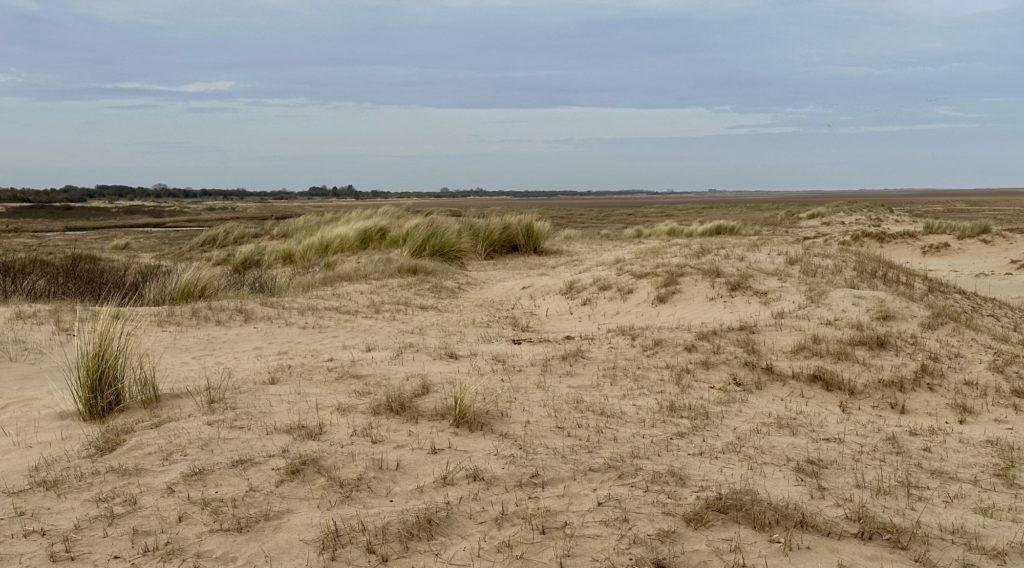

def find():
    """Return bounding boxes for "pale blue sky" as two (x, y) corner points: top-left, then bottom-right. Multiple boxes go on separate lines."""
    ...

(2, 0), (1022, 190)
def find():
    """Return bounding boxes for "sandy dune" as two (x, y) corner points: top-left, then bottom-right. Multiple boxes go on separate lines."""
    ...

(2, 203), (1023, 567)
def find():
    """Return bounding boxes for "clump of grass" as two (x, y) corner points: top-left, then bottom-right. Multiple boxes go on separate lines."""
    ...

(241, 209), (551, 269)
(227, 264), (282, 296)
(468, 214), (551, 258)
(279, 407), (327, 441)
(186, 369), (233, 411)
(278, 450), (323, 484)
(370, 376), (431, 418)
(61, 310), (159, 421)
(189, 222), (264, 249)
(689, 220), (742, 237)
(800, 365), (858, 395)
(845, 329), (896, 351)
(0, 252), (167, 305)
(682, 487), (826, 534)
(845, 500), (926, 550)
(921, 219), (993, 239)
(920, 241), (952, 255)
(623, 220), (742, 239)
(83, 418), (139, 456)
(142, 264), (223, 305)
(803, 207), (831, 219)
(108, 240), (131, 251)
(400, 217), (467, 264)
(0, 252), (267, 306)
(438, 380), (487, 431)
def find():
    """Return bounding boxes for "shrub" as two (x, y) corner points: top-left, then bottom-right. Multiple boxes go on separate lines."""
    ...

(62, 310), (159, 421)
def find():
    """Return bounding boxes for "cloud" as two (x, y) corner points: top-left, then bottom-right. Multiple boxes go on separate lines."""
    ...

(100, 81), (237, 93)
(934, 106), (986, 119)
(2, 0), (1023, 189)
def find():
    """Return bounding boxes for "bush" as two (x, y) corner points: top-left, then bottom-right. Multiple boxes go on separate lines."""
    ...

(62, 310), (159, 421)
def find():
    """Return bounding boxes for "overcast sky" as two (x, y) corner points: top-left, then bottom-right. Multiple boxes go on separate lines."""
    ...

(2, 0), (1023, 190)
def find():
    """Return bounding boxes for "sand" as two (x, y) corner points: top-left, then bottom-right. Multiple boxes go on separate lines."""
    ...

(1, 202), (1023, 567)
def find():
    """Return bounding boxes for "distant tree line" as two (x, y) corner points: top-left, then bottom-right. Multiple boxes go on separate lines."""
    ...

(0, 184), (660, 204)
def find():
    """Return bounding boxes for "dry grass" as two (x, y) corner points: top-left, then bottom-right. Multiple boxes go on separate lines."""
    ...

(0, 252), (167, 305)
(623, 219), (743, 239)
(682, 487), (831, 534)
(7, 196), (1024, 567)
(251, 208), (550, 267)
(369, 376), (431, 419)
(438, 379), (487, 431)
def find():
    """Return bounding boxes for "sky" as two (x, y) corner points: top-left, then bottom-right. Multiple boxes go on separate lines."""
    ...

(1, 0), (1023, 191)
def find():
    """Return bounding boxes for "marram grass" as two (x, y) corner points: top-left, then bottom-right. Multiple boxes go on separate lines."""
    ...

(921, 219), (993, 239)
(622, 219), (743, 239)
(62, 309), (159, 421)
(252, 209), (550, 267)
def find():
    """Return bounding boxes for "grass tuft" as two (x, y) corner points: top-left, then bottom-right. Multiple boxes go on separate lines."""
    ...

(142, 264), (223, 305)
(370, 376), (431, 419)
(189, 222), (264, 249)
(682, 487), (828, 534)
(468, 214), (551, 258)
(400, 217), (468, 264)
(438, 380), (487, 431)
(61, 310), (159, 421)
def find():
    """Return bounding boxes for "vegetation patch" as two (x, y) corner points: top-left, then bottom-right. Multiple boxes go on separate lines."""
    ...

(921, 219), (993, 239)
(624, 219), (742, 239)
(682, 488), (830, 535)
